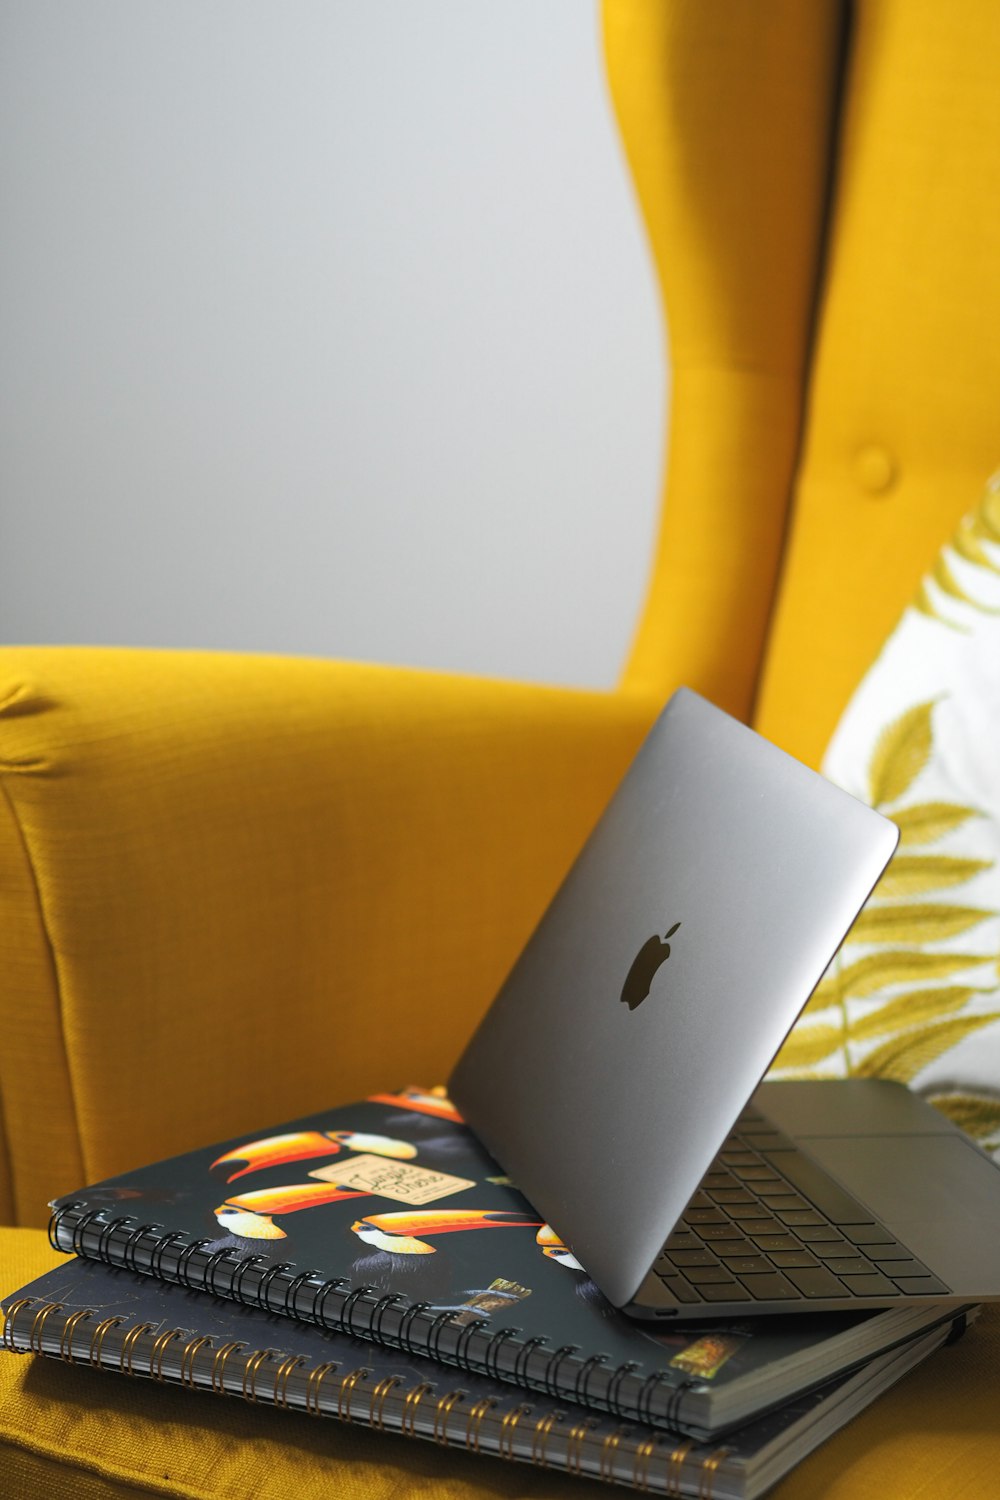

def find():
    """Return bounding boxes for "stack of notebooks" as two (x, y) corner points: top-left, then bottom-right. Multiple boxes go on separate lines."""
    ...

(2, 1086), (974, 1499)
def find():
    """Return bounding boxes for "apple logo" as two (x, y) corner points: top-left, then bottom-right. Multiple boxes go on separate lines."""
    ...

(620, 922), (681, 1010)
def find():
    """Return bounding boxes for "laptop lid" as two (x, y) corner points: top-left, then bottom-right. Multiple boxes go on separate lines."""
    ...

(449, 688), (898, 1308)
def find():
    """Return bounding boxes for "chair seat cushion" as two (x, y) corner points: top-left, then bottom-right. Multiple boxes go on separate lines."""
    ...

(1, 1228), (998, 1498)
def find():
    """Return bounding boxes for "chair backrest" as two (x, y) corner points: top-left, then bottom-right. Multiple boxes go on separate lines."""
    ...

(605, 0), (1000, 766)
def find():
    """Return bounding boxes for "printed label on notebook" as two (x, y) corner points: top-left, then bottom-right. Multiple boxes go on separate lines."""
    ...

(309, 1154), (476, 1204)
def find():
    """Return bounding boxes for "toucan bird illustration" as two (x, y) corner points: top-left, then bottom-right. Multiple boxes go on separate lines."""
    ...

(536, 1223), (584, 1270)
(211, 1130), (416, 1183)
(367, 1087), (463, 1124)
(215, 1182), (370, 1239)
(350, 1208), (543, 1256)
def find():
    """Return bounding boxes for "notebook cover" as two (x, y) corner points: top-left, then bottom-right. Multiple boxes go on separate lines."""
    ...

(1, 1256), (961, 1500)
(48, 1085), (962, 1436)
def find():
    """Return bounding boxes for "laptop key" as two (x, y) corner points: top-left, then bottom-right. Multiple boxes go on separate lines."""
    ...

(823, 1257), (870, 1276)
(736, 1271), (799, 1300)
(710, 1238), (755, 1258)
(769, 1249), (819, 1268)
(699, 1222), (750, 1242)
(649, 1274), (701, 1306)
(855, 1239), (913, 1259)
(775, 1209), (825, 1227)
(709, 1188), (757, 1205)
(728, 1210), (780, 1232)
(686, 1191), (714, 1211)
(838, 1272), (900, 1297)
(683, 1208), (728, 1226)
(891, 1275), (950, 1295)
(720, 1255), (771, 1275)
(685, 1264), (738, 1284)
(810, 1239), (854, 1258)
(797, 1225), (848, 1244)
(843, 1225), (901, 1245)
(665, 1231), (699, 1251)
(872, 1256), (930, 1277)
(750, 1233), (800, 1251)
(696, 1282), (750, 1302)
(670, 1248), (719, 1267)
(783, 1266), (847, 1298)
(760, 1151), (875, 1224)
(757, 1190), (809, 1209)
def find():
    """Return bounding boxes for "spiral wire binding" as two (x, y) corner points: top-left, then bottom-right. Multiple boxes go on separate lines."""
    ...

(148, 1326), (182, 1379)
(122, 1222), (162, 1273)
(432, 1386), (466, 1446)
(426, 1308), (456, 1363)
(484, 1325), (520, 1380)
(31, 1301), (64, 1354)
(394, 1299), (431, 1354)
(697, 1447), (729, 1500)
(369, 1374), (402, 1431)
(498, 1402), (530, 1461)
(5, 1287), (743, 1490)
(58, 1306), (94, 1363)
(513, 1335), (546, 1386)
(203, 1248), (238, 1298)
(121, 1322), (156, 1377)
(607, 1358), (640, 1419)
(211, 1340), (248, 1394)
(304, 1360), (338, 1416)
(599, 1423), (631, 1483)
(337, 1366), (371, 1422)
(47, 1204), (711, 1435)
(242, 1347), (278, 1402)
(573, 1351), (609, 1407)
(662, 1438), (693, 1499)
(273, 1353), (307, 1410)
(2, 1298), (36, 1353)
(257, 1260), (295, 1312)
(454, 1317), (489, 1369)
(341, 1284), (376, 1336)
(531, 1409), (563, 1468)
(400, 1381), (433, 1436)
(283, 1268), (320, 1319)
(542, 1344), (579, 1398)
(179, 1334), (213, 1389)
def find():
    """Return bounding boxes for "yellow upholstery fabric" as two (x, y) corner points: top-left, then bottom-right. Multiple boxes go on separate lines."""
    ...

(0, 649), (647, 1224)
(3, 0), (999, 1494)
(3, 1229), (1000, 1499)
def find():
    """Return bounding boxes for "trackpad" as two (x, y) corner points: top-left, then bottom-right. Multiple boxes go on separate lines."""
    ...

(806, 1134), (1000, 1292)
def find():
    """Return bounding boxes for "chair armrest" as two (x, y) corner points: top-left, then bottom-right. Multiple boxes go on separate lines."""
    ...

(0, 647), (649, 1225)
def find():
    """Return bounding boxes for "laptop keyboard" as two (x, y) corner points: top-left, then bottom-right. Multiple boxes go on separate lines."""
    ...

(653, 1108), (950, 1306)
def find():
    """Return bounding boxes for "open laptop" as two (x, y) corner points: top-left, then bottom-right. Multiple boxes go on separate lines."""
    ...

(449, 688), (1000, 1318)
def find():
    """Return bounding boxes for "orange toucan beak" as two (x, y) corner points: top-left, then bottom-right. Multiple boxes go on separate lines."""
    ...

(350, 1208), (542, 1254)
(212, 1129), (416, 1183)
(367, 1087), (463, 1124)
(212, 1132), (344, 1183)
(215, 1181), (369, 1239)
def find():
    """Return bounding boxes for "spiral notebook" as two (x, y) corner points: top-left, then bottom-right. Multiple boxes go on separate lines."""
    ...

(47, 1086), (968, 1438)
(1, 1257), (965, 1500)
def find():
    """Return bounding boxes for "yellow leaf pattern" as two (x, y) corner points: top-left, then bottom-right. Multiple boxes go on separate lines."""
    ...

(854, 1014), (1000, 1083)
(805, 949), (995, 1009)
(877, 854), (993, 897)
(867, 701), (934, 806)
(852, 902), (992, 944)
(894, 802), (980, 847)
(928, 1093), (1000, 1143)
(849, 986), (979, 1042)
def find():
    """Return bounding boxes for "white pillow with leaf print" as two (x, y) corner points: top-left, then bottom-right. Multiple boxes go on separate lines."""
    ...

(771, 476), (1000, 1161)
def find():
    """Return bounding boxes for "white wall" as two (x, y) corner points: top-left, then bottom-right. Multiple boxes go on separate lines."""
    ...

(0, 1), (665, 690)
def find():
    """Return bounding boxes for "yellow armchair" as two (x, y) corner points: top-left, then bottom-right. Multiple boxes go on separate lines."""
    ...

(2, 1), (998, 1494)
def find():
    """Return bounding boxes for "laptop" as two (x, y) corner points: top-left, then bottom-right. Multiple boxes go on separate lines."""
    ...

(449, 688), (1000, 1318)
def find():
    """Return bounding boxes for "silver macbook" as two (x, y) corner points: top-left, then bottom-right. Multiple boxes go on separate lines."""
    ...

(450, 688), (1000, 1318)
